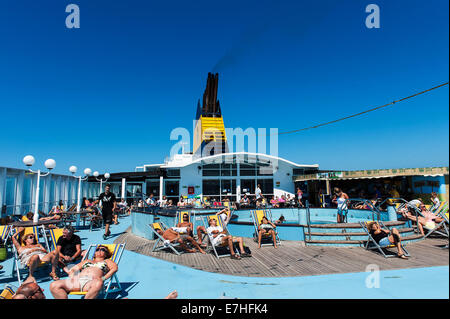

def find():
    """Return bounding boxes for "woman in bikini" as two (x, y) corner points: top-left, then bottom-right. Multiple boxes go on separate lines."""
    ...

(50, 245), (118, 299)
(258, 216), (278, 248)
(11, 227), (60, 282)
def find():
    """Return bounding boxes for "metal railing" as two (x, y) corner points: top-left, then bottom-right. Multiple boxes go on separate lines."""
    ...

(305, 200), (312, 240)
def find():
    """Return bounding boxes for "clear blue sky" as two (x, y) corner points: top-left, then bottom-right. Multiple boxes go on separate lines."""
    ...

(0, 0), (448, 174)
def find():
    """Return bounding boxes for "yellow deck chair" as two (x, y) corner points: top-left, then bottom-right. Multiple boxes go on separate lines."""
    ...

(251, 209), (280, 247)
(203, 214), (235, 258)
(11, 226), (50, 285)
(149, 221), (182, 255)
(48, 228), (64, 252)
(0, 225), (11, 245)
(69, 243), (125, 299)
(174, 211), (192, 230)
(0, 285), (16, 299)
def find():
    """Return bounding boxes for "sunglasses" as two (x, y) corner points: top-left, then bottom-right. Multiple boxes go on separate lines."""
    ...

(96, 247), (108, 253)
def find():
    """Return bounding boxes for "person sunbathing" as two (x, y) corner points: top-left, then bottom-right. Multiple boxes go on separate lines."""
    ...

(173, 213), (194, 237)
(11, 227), (60, 281)
(258, 216), (278, 248)
(401, 204), (444, 236)
(12, 281), (46, 299)
(156, 227), (206, 254)
(367, 222), (408, 259)
(206, 218), (251, 260)
(50, 245), (118, 299)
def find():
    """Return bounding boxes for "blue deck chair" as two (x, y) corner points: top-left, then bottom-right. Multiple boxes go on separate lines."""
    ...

(360, 221), (410, 258)
(69, 243), (125, 299)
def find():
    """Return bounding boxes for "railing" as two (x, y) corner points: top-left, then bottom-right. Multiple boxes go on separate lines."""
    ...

(305, 200), (312, 240)
(343, 198), (383, 222)
(2, 199), (79, 217)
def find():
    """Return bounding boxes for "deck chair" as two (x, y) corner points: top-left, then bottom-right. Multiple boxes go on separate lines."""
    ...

(423, 209), (449, 239)
(11, 226), (51, 285)
(149, 222), (182, 255)
(69, 243), (125, 299)
(0, 285), (16, 299)
(202, 214), (237, 258)
(251, 209), (280, 247)
(1, 225), (11, 245)
(360, 221), (410, 258)
(174, 211), (193, 232)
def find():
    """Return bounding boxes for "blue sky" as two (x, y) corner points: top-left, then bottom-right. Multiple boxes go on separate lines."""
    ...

(0, 0), (448, 174)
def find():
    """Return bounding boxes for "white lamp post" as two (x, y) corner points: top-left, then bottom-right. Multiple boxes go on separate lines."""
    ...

(69, 166), (92, 212)
(93, 171), (110, 194)
(23, 155), (56, 223)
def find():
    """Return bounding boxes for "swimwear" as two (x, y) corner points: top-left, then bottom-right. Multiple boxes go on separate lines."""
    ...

(81, 260), (109, 275)
(19, 248), (46, 267)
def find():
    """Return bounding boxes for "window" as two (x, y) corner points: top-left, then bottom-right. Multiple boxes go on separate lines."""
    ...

(257, 179), (274, 196)
(166, 169), (180, 178)
(146, 181), (160, 197)
(203, 180), (220, 197)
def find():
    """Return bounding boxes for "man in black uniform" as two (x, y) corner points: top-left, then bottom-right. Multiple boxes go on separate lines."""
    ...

(95, 184), (117, 240)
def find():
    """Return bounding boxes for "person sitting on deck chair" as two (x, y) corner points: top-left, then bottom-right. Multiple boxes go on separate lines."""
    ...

(50, 245), (118, 299)
(400, 203), (444, 236)
(12, 227), (61, 282)
(368, 222), (408, 259)
(156, 227), (206, 254)
(258, 216), (278, 249)
(196, 208), (231, 247)
(206, 218), (251, 260)
(172, 212), (194, 237)
(55, 226), (84, 274)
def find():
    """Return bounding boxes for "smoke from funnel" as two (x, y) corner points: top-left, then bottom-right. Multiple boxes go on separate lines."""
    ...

(211, 0), (339, 73)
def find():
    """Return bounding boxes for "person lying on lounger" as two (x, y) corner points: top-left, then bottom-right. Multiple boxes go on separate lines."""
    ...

(11, 227), (60, 282)
(206, 218), (251, 260)
(367, 222), (408, 259)
(156, 227), (206, 254)
(400, 204), (444, 236)
(258, 216), (278, 249)
(50, 245), (118, 299)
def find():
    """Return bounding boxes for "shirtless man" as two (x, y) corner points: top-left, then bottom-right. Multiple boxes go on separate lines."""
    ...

(173, 213), (193, 237)
(156, 228), (206, 254)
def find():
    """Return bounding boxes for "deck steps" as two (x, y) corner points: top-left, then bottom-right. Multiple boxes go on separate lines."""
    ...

(305, 220), (424, 247)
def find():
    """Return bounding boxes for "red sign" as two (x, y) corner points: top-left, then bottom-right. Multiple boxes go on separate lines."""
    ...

(188, 186), (195, 195)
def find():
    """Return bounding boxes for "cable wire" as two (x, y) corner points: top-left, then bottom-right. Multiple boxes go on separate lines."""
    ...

(274, 81), (449, 136)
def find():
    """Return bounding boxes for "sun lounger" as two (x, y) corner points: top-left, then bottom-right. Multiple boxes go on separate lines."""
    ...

(149, 221), (182, 255)
(251, 209), (280, 247)
(360, 221), (410, 258)
(202, 214), (237, 258)
(0, 285), (16, 299)
(69, 243), (125, 299)
(11, 226), (51, 285)
(0, 225), (11, 245)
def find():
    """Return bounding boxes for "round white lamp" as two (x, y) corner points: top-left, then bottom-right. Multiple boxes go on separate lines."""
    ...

(69, 166), (78, 174)
(84, 168), (92, 176)
(23, 155), (35, 167)
(104, 173), (110, 179)
(44, 159), (56, 170)
(93, 171), (99, 177)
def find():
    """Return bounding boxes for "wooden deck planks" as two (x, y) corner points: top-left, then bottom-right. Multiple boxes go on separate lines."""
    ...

(115, 227), (449, 278)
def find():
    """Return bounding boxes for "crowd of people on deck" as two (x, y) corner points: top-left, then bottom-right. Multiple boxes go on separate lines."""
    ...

(1, 179), (447, 300)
